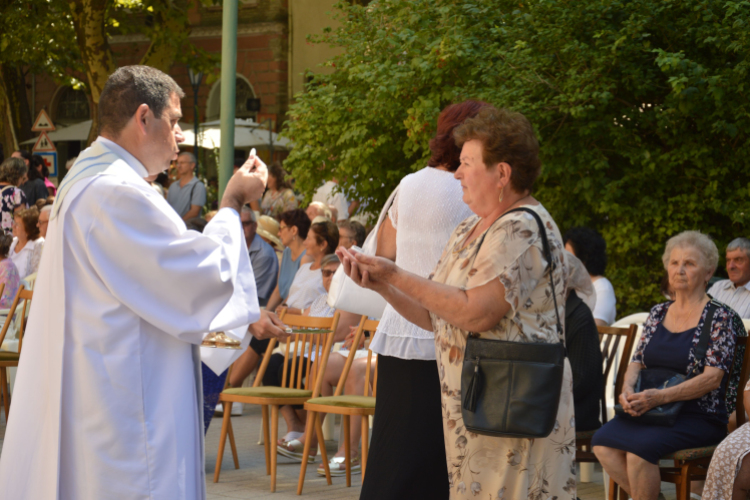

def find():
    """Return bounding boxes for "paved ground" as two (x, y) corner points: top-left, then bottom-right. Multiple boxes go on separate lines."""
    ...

(0, 403), (679, 500)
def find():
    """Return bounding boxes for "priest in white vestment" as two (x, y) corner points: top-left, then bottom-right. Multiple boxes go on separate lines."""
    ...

(0, 66), (286, 500)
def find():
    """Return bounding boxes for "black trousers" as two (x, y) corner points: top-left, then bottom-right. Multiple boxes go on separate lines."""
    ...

(360, 355), (449, 500)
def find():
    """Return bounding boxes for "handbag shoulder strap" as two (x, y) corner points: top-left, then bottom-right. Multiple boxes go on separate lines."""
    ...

(474, 206), (563, 338)
(689, 301), (718, 376)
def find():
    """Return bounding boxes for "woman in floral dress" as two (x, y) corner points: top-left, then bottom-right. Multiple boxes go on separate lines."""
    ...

(338, 106), (576, 500)
(0, 158), (29, 235)
(261, 163), (297, 219)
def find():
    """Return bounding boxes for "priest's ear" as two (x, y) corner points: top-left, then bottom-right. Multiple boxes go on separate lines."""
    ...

(134, 103), (152, 135)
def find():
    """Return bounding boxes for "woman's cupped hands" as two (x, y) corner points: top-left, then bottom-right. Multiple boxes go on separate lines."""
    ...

(336, 246), (397, 295)
(618, 387), (664, 417)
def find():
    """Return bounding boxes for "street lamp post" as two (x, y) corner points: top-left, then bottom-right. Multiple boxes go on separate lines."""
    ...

(187, 66), (204, 176)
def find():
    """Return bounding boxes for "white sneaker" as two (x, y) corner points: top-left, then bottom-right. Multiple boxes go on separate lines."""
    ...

(214, 403), (243, 416)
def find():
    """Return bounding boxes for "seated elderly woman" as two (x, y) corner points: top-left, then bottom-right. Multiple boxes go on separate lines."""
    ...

(306, 201), (332, 222)
(0, 234), (20, 308)
(593, 230), (743, 500)
(339, 105), (577, 498)
(10, 207), (44, 279)
(703, 379), (750, 499)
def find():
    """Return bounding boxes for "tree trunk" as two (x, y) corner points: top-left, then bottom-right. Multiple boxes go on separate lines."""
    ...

(0, 63), (33, 155)
(68, 0), (116, 145)
(140, 3), (191, 73)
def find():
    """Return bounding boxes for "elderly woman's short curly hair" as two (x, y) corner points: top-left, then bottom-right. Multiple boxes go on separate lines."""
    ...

(453, 106), (541, 192)
(662, 230), (719, 275)
(0, 157), (28, 186)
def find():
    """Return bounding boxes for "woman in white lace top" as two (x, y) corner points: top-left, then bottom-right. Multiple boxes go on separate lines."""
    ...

(9, 207), (44, 279)
(356, 101), (483, 500)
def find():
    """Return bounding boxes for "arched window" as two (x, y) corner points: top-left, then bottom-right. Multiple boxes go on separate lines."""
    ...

(54, 87), (90, 125)
(206, 76), (257, 121)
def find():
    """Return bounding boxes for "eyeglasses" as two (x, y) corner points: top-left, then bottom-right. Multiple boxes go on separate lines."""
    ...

(279, 225), (288, 231)
(242, 220), (256, 227)
(321, 269), (337, 278)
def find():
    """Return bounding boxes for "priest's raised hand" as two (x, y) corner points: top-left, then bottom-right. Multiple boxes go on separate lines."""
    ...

(222, 148), (269, 213)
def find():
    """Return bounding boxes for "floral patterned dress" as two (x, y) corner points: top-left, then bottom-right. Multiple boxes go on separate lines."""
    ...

(703, 379), (750, 500)
(0, 185), (27, 235)
(428, 205), (576, 500)
(261, 188), (298, 219)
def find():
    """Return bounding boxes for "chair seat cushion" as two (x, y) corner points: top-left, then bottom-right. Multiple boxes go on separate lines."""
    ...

(222, 387), (312, 399)
(307, 395), (375, 408)
(663, 445), (718, 461)
(0, 351), (19, 361)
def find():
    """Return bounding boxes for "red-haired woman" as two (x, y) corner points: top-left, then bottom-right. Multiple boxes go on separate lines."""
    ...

(356, 101), (486, 499)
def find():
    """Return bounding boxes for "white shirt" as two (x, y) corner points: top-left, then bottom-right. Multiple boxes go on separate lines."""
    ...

(9, 236), (44, 279)
(370, 167), (473, 360)
(708, 279), (750, 318)
(592, 276), (617, 325)
(286, 262), (326, 310)
(313, 181), (349, 221)
(0, 139), (260, 500)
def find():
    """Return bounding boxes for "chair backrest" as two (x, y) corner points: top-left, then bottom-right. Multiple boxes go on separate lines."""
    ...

(732, 336), (750, 428)
(253, 311), (340, 394)
(598, 324), (638, 424)
(0, 285), (32, 353)
(330, 316), (380, 398)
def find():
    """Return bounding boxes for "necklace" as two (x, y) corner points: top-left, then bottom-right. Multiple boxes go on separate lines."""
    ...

(670, 297), (707, 332)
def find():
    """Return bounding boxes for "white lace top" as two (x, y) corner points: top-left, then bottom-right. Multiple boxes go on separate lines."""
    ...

(370, 167), (473, 360)
(9, 237), (44, 279)
(286, 262), (326, 310)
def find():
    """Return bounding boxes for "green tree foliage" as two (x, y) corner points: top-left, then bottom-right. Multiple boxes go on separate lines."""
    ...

(282, 0), (750, 313)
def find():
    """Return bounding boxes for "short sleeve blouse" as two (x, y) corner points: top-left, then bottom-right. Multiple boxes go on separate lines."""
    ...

(429, 204), (568, 344)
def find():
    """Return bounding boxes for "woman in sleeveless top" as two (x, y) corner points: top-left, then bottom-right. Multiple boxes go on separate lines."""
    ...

(356, 101), (484, 499)
(0, 158), (29, 236)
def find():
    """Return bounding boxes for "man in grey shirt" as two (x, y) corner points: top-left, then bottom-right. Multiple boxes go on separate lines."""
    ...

(241, 206), (278, 306)
(167, 152), (206, 220)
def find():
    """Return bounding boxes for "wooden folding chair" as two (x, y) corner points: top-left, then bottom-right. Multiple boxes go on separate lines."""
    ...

(576, 324), (638, 463)
(0, 284), (31, 422)
(608, 335), (750, 499)
(213, 312), (341, 492)
(297, 317), (379, 495)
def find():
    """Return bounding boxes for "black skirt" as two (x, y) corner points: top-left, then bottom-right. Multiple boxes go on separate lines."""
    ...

(360, 355), (449, 500)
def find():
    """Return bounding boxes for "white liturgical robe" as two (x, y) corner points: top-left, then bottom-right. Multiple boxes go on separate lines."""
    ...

(0, 139), (261, 500)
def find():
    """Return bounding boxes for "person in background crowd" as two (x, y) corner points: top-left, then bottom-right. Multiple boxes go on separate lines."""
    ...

(278, 255), (375, 476)
(261, 162), (297, 219)
(565, 252), (604, 432)
(10, 150), (30, 168)
(306, 201), (332, 221)
(241, 206), (279, 308)
(337, 219), (366, 249)
(313, 178), (349, 221)
(281, 219), (338, 315)
(708, 237), (750, 318)
(593, 231), (744, 500)
(703, 378), (750, 499)
(340, 105), (576, 499)
(0, 234), (20, 308)
(328, 205), (339, 222)
(229, 209), (312, 389)
(37, 205), (51, 239)
(19, 156), (49, 206)
(338, 100), (481, 499)
(0, 158), (29, 235)
(167, 151), (206, 220)
(256, 215), (283, 252)
(9, 207), (43, 279)
(564, 226), (617, 326)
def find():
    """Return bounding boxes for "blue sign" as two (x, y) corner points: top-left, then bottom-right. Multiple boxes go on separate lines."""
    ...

(36, 151), (57, 178)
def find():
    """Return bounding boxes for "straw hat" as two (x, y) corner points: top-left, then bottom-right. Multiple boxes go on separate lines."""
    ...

(256, 215), (282, 249)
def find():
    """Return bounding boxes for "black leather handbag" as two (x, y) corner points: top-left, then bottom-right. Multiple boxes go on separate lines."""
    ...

(613, 302), (717, 426)
(461, 207), (566, 439)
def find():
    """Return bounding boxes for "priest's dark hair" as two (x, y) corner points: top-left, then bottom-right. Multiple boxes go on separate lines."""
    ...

(99, 65), (185, 138)
(0, 234), (12, 258)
